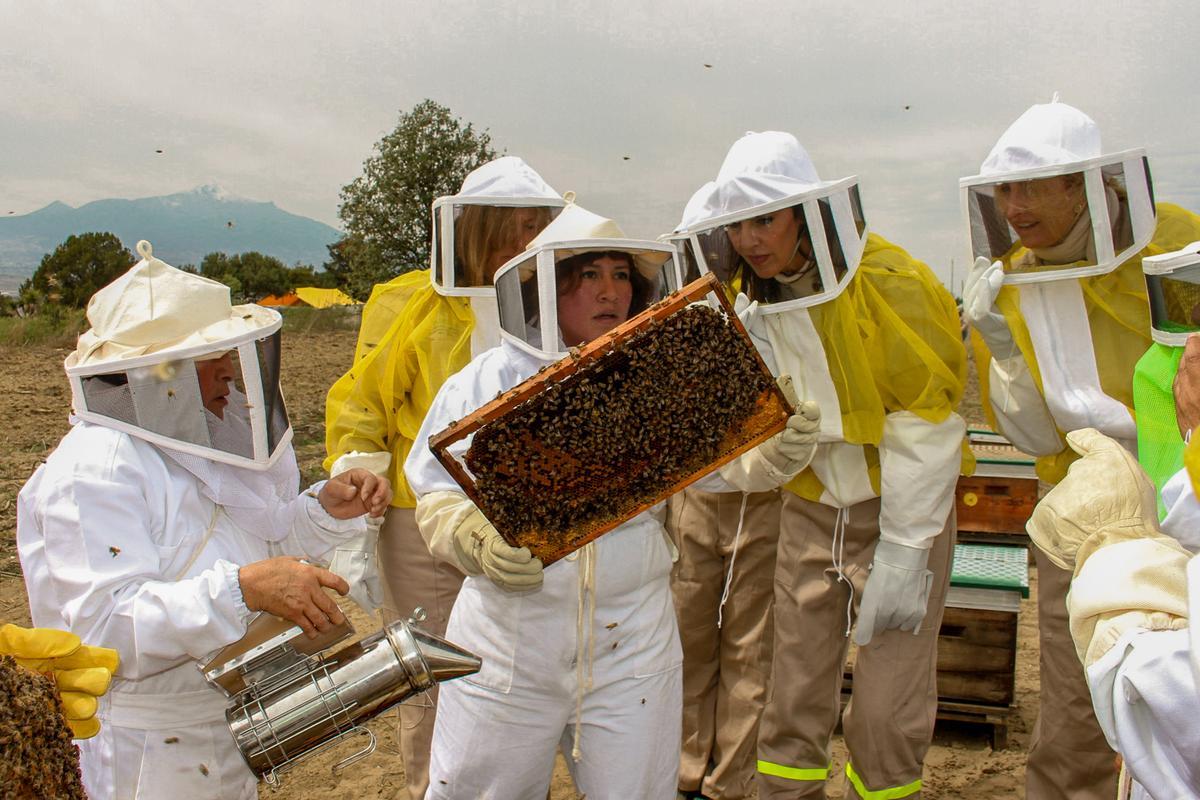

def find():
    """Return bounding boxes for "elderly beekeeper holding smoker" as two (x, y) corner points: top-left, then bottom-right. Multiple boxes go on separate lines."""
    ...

(16, 241), (390, 799)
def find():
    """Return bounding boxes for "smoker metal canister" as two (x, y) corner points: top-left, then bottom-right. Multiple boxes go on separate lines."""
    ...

(226, 619), (473, 781)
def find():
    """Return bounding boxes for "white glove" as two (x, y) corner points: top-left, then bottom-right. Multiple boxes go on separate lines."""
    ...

(853, 539), (933, 646)
(733, 292), (778, 374)
(962, 256), (1016, 359)
(451, 506), (544, 592)
(328, 521), (386, 614)
(758, 375), (820, 472)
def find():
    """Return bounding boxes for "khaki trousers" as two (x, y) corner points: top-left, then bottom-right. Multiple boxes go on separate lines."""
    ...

(757, 495), (954, 800)
(669, 488), (783, 799)
(378, 507), (465, 800)
(1024, 546), (1117, 800)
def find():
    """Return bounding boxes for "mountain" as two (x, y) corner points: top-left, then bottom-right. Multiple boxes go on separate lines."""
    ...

(0, 185), (342, 293)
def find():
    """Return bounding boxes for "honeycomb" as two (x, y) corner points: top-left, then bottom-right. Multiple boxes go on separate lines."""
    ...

(0, 656), (86, 800)
(461, 302), (784, 563)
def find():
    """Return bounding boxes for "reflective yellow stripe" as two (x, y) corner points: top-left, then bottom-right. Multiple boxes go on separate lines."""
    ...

(845, 762), (922, 799)
(756, 759), (829, 781)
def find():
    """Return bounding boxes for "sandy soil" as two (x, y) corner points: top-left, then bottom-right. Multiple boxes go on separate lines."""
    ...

(0, 329), (1036, 799)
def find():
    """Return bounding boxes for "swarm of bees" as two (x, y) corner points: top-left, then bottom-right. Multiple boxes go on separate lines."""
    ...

(0, 656), (87, 799)
(464, 304), (775, 560)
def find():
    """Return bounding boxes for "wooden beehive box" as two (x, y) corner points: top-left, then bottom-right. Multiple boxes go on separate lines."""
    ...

(956, 430), (1040, 543)
(429, 274), (792, 565)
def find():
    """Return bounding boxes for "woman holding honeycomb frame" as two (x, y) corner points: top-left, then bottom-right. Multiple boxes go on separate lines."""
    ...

(404, 203), (821, 798)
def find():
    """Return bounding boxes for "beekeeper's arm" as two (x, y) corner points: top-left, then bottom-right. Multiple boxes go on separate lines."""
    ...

(964, 257), (1062, 456)
(34, 447), (355, 681)
(404, 369), (545, 591)
(853, 409), (965, 645)
(1027, 428), (1198, 796)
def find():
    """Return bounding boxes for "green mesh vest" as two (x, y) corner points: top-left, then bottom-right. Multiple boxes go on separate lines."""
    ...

(1133, 343), (1185, 519)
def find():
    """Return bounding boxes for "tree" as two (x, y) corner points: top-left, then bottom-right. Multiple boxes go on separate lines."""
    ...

(334, 99), (499, 289)
(199, 251), (311, 303)
(19, 233), (133, 311)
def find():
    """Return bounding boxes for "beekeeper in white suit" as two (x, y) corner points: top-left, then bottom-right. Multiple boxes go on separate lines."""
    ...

(673, 131), (968, 799)
(961, 96), (1200, 799)
(405, 203), (821, 799)
(16, 242), (391, 800)
(1027, 427), (1200, 800)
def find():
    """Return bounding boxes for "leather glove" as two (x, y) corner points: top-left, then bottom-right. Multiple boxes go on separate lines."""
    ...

(853, 540), (933, 646)
(1027, 428), (1161, 573)
(0, 623), (119, 739)
(758, 375), (820, 472)
(452, 506), (544, 592)
(963, 256), (1017, 359)
(328, 521), (385, 615)
(733, 292), (779, 374)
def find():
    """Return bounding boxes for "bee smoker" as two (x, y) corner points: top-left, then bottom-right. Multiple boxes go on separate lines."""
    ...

(200, 609), (480, 786)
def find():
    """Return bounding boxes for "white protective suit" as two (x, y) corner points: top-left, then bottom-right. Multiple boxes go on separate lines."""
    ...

(17, 422), (365, 799)
(404, 339), (685, 799)
(1077, 465), (1200, 800)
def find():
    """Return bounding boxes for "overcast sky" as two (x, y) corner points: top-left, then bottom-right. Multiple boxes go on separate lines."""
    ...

(3, 0), (1197, 293)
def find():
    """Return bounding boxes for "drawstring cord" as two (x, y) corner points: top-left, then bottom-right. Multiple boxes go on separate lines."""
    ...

(717, 493), (751, 629)
(829, 506), (854, 637)
(570, 542), (596, 762)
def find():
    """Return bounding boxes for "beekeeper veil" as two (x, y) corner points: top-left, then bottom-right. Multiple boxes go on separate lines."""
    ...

(672, 131), (868, 313)
(494, 203), (681, 359)
(1144, 242), (1200, 346)
(960, 96), (1155, 283)
(65, 240), (292, 472)
(430, 156), (567, 353)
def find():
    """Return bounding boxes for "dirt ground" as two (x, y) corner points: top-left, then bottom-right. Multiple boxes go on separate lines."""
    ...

(0, 328), (1037, 799)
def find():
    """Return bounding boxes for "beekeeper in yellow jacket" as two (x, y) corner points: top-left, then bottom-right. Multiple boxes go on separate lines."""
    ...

(961, 95), (1200, 800)
(674, 131), (968, 800)
(323, 155), (564, 800)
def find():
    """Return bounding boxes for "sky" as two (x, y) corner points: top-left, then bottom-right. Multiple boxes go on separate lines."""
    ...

(2, 0), (1197, 294)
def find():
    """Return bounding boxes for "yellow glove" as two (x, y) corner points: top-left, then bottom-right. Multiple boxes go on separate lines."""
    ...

(1026, 428), (1161, 573)
(0, 623), (118, 739)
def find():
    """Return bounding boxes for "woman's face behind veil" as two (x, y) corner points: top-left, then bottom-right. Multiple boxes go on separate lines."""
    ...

(724, 208), (807, 279)
(994, 175), (1085, 250)
(486, 207), (547, 281)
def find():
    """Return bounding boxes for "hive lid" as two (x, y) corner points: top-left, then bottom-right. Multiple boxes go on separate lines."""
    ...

(950, 543), (1030, 598)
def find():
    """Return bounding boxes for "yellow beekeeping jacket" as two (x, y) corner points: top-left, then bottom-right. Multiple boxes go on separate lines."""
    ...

(324, 270), (475, 508)
(785, 233), (973, 501)
(972, 203), (1200, 484)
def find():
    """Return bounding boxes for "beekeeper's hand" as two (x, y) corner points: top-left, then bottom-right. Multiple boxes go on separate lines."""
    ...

(319, 468), (392, 520)
(0, 623), (118, 739)
(758, 376), (820, 473)
(1026, 428), (1160, 572)
(963, 257), (1016, 359)
(452, 506), (544, 592)
(239, 557), (350, 638)
(853, 540), (934, 646)
(733, 292), (778, 374)
(1173, 333), (1200, 438)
